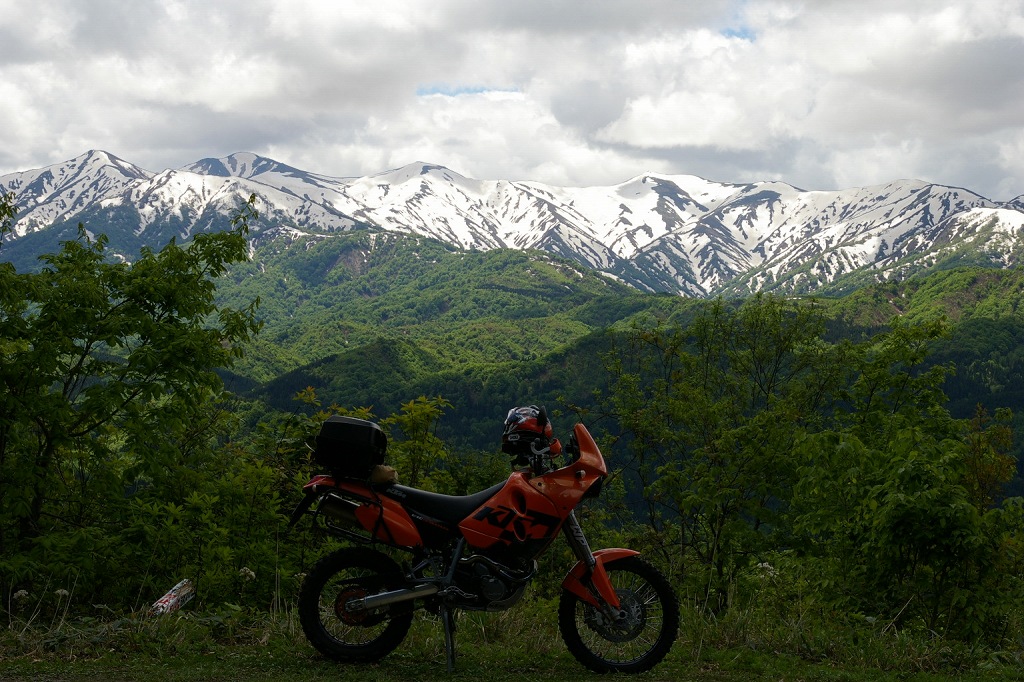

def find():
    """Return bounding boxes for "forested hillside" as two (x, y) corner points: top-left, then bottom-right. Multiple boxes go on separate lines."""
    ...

(828, 269), (1024, 431)
(219, 231), (653, 376)
(217, 230), (693, 438)
(216, 228), (1024, 469)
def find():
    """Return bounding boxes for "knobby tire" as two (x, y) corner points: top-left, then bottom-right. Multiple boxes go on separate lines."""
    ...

(558, 555), (679, 673)
(298, 547), (413, 662)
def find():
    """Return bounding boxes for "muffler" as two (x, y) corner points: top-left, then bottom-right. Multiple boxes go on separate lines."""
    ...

(347, 583), (440, 612)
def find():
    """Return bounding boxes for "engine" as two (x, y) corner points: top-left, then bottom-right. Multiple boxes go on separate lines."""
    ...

(453, 555), (536, 612)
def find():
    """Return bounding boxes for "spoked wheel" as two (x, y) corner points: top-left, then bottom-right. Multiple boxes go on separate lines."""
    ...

(298, 548), (413, 662)
(558, 555), (679, 673)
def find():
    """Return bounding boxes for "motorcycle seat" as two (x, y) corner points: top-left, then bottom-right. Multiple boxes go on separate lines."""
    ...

(380, 480), (506, 526)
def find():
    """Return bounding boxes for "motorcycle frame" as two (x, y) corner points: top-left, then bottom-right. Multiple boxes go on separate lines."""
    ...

(291, 422), (633, 620)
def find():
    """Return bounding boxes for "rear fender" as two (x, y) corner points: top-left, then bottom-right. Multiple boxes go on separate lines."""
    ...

(291, 476), (424, 548)
(353, 495), (423, 548)
(287, 493), (317, 528)
(288, 475), (337, 529)
(561, 547), (639, 608)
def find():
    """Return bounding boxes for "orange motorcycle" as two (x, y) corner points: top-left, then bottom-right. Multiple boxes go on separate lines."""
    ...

(289, 406), (678, 673)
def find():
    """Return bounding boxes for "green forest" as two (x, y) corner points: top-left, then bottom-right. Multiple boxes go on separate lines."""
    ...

(2, 192), (1024, 678)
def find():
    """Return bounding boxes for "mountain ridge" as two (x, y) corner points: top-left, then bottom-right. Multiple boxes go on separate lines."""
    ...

(3, 150), (1023, 297)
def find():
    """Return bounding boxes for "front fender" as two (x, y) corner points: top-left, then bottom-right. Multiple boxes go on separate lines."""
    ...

(561, 548), (640, 608)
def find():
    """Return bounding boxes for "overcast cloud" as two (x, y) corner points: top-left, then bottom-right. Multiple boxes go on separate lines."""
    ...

(1, 0), (1022, 200)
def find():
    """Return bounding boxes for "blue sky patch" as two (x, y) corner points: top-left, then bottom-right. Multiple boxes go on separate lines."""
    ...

(416, 85), (518, 97)
(721, 26), (756, 41)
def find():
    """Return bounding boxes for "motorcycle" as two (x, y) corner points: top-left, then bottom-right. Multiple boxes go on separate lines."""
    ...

(288, 406), (678, 673)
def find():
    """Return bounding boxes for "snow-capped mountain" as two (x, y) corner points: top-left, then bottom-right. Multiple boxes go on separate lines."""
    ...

(3, 150), (1023, 297)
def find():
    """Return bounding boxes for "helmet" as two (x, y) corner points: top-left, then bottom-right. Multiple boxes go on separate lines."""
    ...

(502, 405), (559, 456)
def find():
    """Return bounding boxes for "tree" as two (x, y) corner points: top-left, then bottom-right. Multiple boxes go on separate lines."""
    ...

(600, 295), (847, 608)
(0, 192), (262, 567)
(792, 320), (1024, 641)
(383, 395), (453, 490)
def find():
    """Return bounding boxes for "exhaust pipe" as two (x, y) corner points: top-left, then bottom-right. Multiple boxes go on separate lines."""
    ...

(347, 583), (440, 612)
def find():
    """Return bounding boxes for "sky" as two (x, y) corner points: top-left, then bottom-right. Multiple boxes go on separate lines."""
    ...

(1, 0), (1023, 201)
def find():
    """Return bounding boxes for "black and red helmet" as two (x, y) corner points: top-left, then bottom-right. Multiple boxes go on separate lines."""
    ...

(502, 405), (558, 456)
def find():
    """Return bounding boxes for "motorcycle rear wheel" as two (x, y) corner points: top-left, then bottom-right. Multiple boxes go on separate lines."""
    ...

(298, 547), (413, 662)
(558, 555), (679, 673)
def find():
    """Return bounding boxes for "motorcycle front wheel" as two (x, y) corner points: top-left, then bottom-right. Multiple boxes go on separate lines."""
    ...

(298, 547), (413, 662)
(558, 555), (679, 673)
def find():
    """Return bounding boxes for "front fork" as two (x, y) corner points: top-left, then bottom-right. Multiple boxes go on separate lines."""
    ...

(560, 511), (638, 610)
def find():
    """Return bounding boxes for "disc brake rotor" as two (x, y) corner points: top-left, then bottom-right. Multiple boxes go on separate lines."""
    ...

(583, 589), (646, 643)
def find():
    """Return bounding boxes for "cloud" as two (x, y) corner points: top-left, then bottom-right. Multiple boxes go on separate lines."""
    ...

(0, 0), (1022, 200)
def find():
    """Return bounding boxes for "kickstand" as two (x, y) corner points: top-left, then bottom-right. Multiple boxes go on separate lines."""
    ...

(441, 604), (457, 672)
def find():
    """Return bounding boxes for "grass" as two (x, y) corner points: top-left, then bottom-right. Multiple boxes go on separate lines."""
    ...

(3, 601), (1024, 682)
